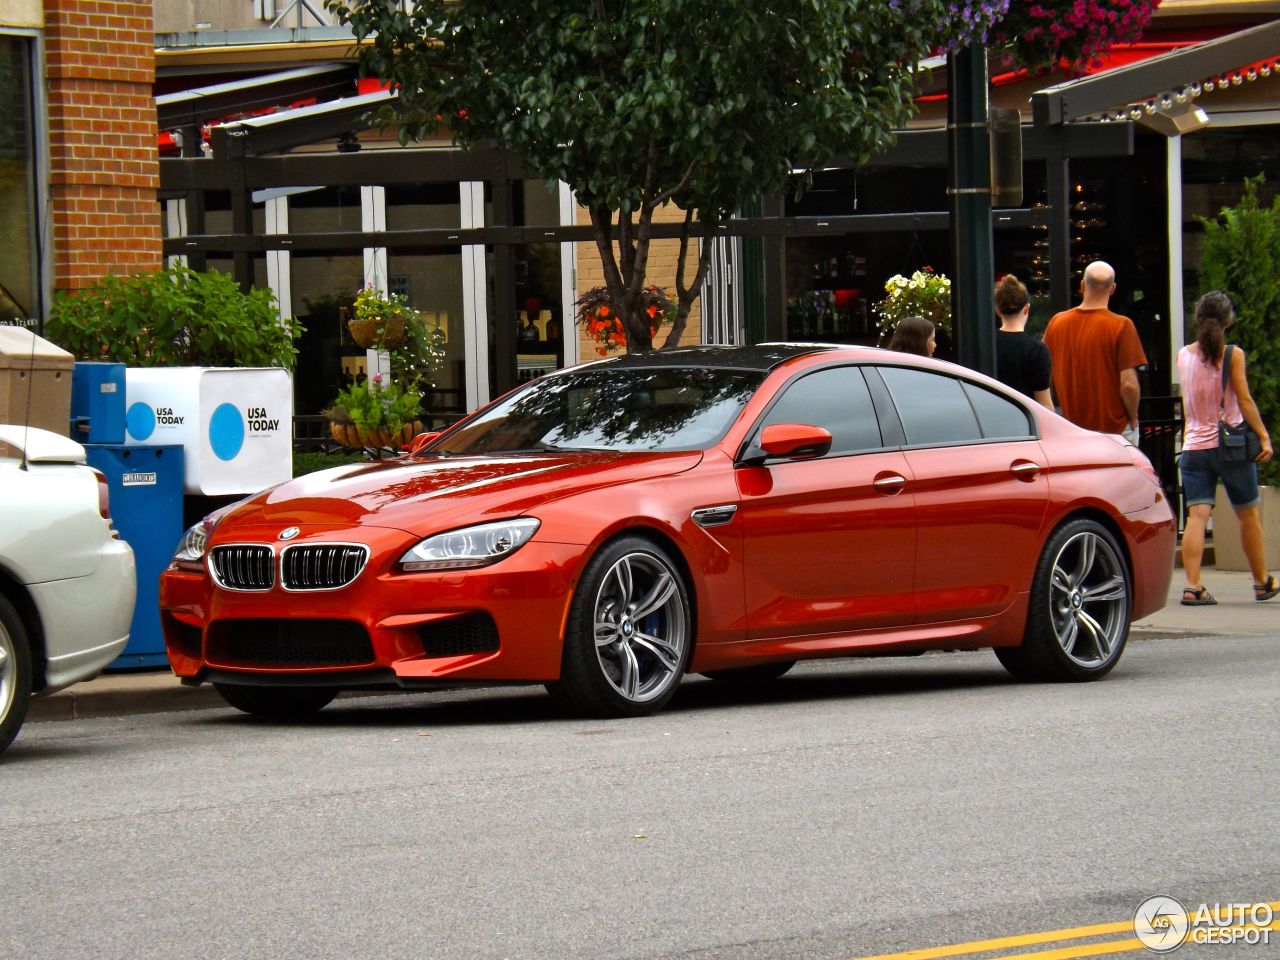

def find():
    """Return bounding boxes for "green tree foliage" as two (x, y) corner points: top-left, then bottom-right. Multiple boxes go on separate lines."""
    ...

(47, 264), (301, 369)
(1198, 175), (1280, 485)
(327, 0), (998, 351)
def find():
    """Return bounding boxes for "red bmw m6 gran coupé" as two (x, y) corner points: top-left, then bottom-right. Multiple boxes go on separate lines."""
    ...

(160, 344), (1175, 719)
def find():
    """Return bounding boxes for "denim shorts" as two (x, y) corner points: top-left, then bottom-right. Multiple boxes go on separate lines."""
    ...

(1180, 447), (1261, 510)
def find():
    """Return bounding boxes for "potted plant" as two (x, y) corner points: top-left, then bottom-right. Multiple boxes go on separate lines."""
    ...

(575, 285), (675, 357)
(324, 374), (426, 450)
(872, 267), (953, 347)
(324, 289), (446, 451)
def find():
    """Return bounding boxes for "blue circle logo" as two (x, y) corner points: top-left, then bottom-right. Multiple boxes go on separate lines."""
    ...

(126, 402), (155, 441)
(208, 403), (244, 461)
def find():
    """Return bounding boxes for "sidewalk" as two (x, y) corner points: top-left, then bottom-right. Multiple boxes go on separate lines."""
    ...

(27, 567), (1274, 723)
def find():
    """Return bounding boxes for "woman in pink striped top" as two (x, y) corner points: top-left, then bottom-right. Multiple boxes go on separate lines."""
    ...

(1178, 291), (1276, 605)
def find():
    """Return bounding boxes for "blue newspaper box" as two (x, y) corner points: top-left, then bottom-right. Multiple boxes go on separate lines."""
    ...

(85, 444), (184, 668)
(71, 362), (126, 444)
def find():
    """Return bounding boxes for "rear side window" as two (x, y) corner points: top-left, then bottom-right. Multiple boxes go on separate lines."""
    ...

(962, 382), (1034, 439)
(878, 366), (981, 446)
(760, 366), (882, 455)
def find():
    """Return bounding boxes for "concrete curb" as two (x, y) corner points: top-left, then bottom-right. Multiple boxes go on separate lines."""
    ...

(27, 567), (1272, 723)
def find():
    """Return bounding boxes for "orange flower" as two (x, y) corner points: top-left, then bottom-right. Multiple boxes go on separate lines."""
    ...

(599, 305), (610, 317)
(646, 305), (657, 319)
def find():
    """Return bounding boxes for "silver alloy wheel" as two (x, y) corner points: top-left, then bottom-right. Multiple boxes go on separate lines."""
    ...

(1049, 529), (1128, 668)
(592, 551), (688, 703)
(0, 622), (13, 723)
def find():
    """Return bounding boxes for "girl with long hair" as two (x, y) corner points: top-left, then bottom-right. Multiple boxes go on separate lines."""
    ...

(1178, 291), (1277, 605)
(885, 315), (935, 357)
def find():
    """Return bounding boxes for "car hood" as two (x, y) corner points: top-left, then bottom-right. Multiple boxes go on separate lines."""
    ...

(219, 450), (704, 537)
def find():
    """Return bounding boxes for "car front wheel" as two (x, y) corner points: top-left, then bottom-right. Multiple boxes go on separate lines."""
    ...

(549, 536), (692, 718)
(213, 683), (337, 719)
(0, 595), (33, 755)
(997, 518), (1131, 682)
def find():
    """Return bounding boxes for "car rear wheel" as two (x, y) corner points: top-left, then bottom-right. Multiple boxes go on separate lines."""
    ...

(700, 661), (796, 683)
(213, 683), (337, 719)
(997, 518), (1130, 682)
(0, 595), (33, 755)
(549, 537), (692, 718)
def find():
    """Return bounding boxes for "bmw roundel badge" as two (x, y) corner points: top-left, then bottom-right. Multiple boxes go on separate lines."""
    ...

(279, 527), (300, 541)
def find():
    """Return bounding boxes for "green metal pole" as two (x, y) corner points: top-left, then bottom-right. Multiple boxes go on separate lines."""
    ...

(947, 46), (995, 376)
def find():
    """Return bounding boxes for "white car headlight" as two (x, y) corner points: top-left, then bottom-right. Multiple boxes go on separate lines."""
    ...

(399, 518), (540, 571)
(173, 518), (215, 568)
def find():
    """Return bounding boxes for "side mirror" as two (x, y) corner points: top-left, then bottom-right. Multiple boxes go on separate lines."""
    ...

(404, 431), (442, 455)
(757, 423), (833, 461)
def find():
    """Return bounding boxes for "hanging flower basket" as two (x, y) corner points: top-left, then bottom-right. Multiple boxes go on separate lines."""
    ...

(347, 314), (406, 350)
(992, 0), (1161, 72)
(347, 286), (411, 349)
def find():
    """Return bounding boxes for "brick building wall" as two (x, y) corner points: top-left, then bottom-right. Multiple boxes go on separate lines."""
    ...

(575, 202), (704, 360)
(44, 0), (161, 290)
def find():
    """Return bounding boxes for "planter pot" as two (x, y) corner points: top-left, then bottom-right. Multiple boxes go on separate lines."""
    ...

(347, 315), (406, 350)
(1211, 485), (1280, 571)
(329, 419), (423, 451)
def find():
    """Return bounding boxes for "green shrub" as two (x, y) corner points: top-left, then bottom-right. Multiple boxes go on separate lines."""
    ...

(293, 450), (367, 477)
(1198, 175), (1280, 486)
(47, 263), (302, 369)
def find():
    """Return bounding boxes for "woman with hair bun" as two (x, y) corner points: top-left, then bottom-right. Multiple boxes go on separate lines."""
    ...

(993, 274), (1053, 409)
(1178, 290), (1277, 605)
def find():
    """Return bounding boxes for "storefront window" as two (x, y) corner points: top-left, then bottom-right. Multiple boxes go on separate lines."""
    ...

(0, 35), (38, 324)
(512, 182), (565, 379)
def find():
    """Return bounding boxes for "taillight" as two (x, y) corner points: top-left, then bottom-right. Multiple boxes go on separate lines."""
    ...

(91, 468), (121, 539)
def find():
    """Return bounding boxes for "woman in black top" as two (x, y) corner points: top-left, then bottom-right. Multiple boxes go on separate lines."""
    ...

(993, 274), (1053, 409)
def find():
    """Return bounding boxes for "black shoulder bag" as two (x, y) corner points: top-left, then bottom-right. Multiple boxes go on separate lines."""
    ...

(1218, 344), (1262, 462)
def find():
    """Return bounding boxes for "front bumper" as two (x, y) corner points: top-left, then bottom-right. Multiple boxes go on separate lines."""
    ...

(160, 533), (585, 686)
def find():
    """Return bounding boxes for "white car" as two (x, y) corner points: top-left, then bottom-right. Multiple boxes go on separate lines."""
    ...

(0, 425), (136, 753)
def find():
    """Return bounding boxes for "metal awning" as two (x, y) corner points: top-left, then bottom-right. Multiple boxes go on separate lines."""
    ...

(208, 88), (397, 157)
(156, 62), (358, 130)
(1032, 18), (1280, 125)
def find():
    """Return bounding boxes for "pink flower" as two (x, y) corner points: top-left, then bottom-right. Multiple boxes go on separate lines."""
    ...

(372, 374), (383, 384)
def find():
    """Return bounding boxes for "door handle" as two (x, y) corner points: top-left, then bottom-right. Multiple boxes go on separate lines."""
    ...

(873, 473), (907, 494)
(1011, 461), (1041, 481)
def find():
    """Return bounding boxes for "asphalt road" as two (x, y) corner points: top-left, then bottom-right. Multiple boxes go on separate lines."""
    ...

(3, 635), (1277, 960)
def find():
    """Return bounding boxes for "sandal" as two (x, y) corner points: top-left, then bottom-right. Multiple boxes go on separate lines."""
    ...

(1181, 585), (1218, 606)
(1254, 576), (1280, 602)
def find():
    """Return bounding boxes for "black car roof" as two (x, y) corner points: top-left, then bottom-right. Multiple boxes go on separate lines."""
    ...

(583, 343), (841, 373)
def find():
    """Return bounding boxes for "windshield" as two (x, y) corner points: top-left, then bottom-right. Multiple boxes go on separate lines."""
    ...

(433, 367), (764, 455)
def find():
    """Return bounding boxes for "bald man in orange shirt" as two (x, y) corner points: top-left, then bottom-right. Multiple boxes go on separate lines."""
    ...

(1043, 261), (1147, 445)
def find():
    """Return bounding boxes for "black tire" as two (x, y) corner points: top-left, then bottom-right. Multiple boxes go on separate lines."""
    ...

(0, 595), (33, 755)
(997, 517), (1131, 682)
(700, 661), (796, 684)
(547, 536), (692, 718)
(213, 682), (337, 718)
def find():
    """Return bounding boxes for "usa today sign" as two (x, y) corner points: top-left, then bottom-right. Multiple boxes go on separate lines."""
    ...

(124, 368), (292, 495)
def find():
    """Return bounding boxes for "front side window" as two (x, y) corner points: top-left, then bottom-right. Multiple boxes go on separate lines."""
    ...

(434, 366), (763, 454)
(759, 366), (882, 455)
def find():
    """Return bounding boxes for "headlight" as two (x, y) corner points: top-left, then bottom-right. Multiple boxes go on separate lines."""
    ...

(399, 518), (540, 571)
(173, 518), (216, 568)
